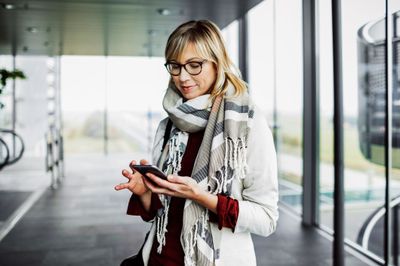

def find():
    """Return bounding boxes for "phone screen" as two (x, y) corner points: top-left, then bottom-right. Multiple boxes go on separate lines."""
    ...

(132, 165), (168, 180)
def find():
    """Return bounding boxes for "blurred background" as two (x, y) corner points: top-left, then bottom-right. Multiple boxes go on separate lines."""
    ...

(0, 0), (399, 265)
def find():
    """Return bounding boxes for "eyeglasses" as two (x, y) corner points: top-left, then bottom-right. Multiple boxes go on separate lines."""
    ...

(164, 60), (207, 76)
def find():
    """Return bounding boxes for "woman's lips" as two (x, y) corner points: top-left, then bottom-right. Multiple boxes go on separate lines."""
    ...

(181, 85), (196, 92)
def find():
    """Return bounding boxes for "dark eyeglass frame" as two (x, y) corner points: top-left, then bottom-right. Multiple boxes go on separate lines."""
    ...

(164, 60), (207, 76)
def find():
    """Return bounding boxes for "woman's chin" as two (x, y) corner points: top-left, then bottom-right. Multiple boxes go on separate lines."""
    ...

(182, 91), (198, 100)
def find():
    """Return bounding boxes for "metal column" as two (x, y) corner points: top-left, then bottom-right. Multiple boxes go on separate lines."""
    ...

(331, 0), (345, 265)
(238, 15), (249, 83)
(11, 55), (16, 158)
(103, 7), (109, 156)
(302, 0), (320, 227)
(55, 56), (65, 179)
(103, 57), (108, 156)
(384, 0), (394, 265)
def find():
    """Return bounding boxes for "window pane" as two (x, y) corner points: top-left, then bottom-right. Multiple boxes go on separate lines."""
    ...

(222, 20), (239, 68)
(318, 0), (335, 235)
(249, 0), (303, 213)
(0, 56), (13, 129)
(61, 56), (106, 154)
(0, 56), (49, 157)
(61, 56), (170, 157)
(106, 56), (169, 157)
(392, 5), (400, 264)
(15, 56), (49, 157)
(318, 1), (400, 263)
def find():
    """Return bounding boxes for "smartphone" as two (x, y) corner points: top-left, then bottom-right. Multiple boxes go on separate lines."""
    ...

(132, 165), (168, 180)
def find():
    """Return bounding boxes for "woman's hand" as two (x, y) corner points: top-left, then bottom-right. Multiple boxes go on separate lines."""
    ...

(143, 173), (218, 213)
(114, 159), (150, 196)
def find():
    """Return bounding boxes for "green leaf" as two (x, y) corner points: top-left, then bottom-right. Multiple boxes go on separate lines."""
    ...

(0, 68), (27, 108)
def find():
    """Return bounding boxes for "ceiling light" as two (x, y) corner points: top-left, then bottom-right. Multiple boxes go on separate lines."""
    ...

(26, 27), (38, 33)
(1, 3), (16, 9)
(157, 8), (171, 16)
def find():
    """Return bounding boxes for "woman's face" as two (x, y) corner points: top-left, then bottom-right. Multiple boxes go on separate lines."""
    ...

(170, 43), (217, 100)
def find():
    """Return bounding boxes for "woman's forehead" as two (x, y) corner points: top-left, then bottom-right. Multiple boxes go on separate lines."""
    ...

(174, 42), (209, 62)
(176, 44), (200, 60)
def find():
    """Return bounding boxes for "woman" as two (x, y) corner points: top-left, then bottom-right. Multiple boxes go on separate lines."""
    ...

(115, 20), (278, 266)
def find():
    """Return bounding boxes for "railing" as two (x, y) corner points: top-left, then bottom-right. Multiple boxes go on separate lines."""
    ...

(0, 129), (25, 171)
(357, 195), (400, 265)
(45, 126), (64, 189)
(0, 137), (10, 170)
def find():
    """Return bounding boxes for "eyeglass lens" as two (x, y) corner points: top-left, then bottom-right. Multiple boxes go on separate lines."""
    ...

(165, 61), (204, 76)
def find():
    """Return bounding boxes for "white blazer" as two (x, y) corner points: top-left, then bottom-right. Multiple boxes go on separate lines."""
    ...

(141, 106), (279, 266)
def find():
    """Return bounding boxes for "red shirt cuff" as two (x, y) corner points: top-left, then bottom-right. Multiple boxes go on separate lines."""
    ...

(126, 193), (163, 222)
(209, 194), (239, 232)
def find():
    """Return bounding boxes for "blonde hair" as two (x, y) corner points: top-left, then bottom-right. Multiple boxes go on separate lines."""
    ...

(165, 20), (247, 99)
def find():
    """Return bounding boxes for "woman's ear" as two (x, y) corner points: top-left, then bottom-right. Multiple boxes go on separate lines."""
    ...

(212, 61), (218, 72)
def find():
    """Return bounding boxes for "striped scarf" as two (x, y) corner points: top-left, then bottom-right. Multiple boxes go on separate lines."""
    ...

(155, 82), (254, 266)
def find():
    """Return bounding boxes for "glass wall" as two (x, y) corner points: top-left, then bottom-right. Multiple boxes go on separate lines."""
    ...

(106, 56), (169, 156)
(248, 0), (303, 213)
(248, 1), (274, 119)
(343, 0), (386, 258)
(61, 56), (107, 154)
(16, 56), (49, 157)
(318, 0), (335, 232)
(0, 56), (14, 167)
(0, 55), (48, 157)
(61, 56), (169, 156)
(0, 56), (13, 130)
(318, 0), (400, 263)
(222, 20), (239, 68)
(394, 5), (400, 265)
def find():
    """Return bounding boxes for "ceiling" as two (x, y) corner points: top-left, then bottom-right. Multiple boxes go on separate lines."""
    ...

(0, 0), (263, 57)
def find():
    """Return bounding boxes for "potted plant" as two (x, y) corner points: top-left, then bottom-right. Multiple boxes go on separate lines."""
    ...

(0, 68), (26, 108)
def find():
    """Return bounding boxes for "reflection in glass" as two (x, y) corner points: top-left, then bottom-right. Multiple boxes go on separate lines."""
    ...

(356, 5), (400, 261)
(319, 0), (400, 263)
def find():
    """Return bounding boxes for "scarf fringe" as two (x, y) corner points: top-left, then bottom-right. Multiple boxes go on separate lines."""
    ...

(156, 136), (249, 256)
(156, 196), (170, 253)
(184, 210), (210, 266)
(227, 137), (248, 179)
(213, 137), (248, 194)
(166, 131), (183, 175)
(156, 132), (184, 254)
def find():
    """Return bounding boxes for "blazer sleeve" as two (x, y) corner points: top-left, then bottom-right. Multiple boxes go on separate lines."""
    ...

(234, 107), (279, 237)
(126, 193), (163, 222)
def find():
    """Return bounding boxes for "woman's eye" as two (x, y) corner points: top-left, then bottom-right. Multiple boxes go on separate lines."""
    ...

(188, 63), (201, 68)
(170, 64), (180, 70)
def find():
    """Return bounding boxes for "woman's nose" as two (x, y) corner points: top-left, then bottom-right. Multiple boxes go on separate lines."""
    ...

(179, 67), (191, 82)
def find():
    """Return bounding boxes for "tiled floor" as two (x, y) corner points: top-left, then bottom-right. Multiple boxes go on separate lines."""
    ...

(0, 191), (31, 221)
(0, 154), (375, 265)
